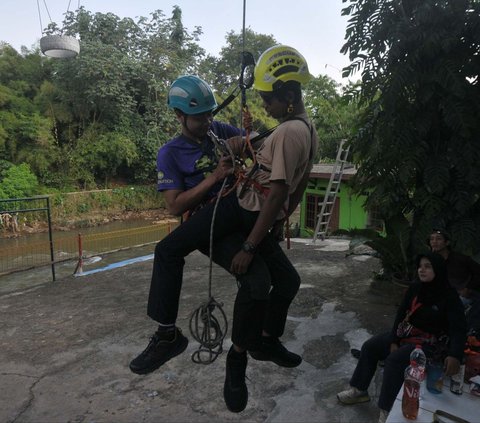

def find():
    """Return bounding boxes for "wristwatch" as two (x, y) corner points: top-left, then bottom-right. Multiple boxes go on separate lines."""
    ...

(241, 241), (257, 254)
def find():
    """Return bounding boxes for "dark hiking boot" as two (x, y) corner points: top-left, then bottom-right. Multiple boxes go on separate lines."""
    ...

(223, 346), (248, 413)
(129, 327), (188, 375)
(249, 336), (302, 368)
(351, 348), (361, 359)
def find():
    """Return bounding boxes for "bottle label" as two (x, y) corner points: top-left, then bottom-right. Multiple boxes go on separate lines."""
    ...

(404, 381), (420, 399)
(410, 366), (425, 381)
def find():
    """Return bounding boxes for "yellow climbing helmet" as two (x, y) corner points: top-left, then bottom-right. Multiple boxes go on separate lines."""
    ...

(253, 45), (312, 92)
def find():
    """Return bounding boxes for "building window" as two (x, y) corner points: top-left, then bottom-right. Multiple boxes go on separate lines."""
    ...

(305, 194), (322, 229)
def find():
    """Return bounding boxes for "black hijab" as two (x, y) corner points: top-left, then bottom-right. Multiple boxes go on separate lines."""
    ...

(414, 252), (450, 303)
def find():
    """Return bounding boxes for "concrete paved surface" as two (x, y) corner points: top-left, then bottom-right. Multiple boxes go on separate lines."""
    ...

(0, 238), (405, 423)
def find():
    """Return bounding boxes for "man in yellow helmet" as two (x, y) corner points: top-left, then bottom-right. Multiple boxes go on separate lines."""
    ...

(130, 45), (318, 413)
(222, 44), (318, 412)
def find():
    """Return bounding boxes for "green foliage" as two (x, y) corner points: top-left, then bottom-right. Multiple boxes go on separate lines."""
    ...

(49, 185), (163, 221)
(69, 126), (138, 187)
(197, 28), (279, 132)
(364, 214), (421, 280)
(202, 28), (277, 95)
(304, 76), (362, 161)
(0, 163), (39, 199)
(0, 5), (360, 198)
(343, 0), (480, 254)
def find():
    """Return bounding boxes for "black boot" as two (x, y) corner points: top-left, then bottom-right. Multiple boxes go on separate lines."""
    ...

(223, 346), (248, 413)
(129, 327), (188, 375)
(249, 336), (302, 368)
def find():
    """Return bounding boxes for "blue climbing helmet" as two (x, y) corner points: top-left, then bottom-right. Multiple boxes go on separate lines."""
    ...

(167, 75), (217, 115)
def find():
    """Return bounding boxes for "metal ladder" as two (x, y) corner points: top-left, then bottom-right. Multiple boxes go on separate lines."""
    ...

(312, 139), (350, 242)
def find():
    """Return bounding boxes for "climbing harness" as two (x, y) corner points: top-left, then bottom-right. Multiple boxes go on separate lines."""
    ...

(188, 1), (314, 363)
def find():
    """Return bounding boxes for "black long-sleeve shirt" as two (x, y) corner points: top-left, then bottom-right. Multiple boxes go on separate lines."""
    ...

(446, 251), (480, 292)
(391, 282), (467, 361)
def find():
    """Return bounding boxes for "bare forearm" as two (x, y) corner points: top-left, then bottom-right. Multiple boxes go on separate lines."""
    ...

(166, 175), (219, 216)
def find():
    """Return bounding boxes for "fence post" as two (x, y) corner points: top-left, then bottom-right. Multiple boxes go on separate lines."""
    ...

(46, 196), (56, 281)
(74, 233), (83, 275)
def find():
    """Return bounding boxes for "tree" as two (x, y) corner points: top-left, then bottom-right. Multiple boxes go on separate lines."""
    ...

(342, 0), (480, 256)
(70, 126), (138, 188)
(41, 6), (206, 185)
(205, 28), (277, 94)
(304, 75), (361, 161)
(198, 29), (278, 132)
(201, 31), (360, 158)
(0, 47), (59, 183)
(0, 163), (39, 199)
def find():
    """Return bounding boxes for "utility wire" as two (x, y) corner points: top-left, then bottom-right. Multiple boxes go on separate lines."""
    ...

(42, 0), (53, 23)
(36, 0), (44, 35)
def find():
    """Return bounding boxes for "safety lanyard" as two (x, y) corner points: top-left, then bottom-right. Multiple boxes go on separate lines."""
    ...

(406, 296), (422, 321)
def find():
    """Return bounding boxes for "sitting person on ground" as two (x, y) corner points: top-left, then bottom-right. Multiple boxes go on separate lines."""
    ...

(337, 252), (467, 423)
(429, 227), (480, 333)
(428, 227), (480, 296)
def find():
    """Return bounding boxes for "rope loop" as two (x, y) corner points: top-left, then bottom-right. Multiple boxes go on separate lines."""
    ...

(189, 296), (228, 364)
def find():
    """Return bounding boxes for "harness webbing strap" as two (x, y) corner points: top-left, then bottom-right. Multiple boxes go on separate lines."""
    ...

(237, 116), (315, 248)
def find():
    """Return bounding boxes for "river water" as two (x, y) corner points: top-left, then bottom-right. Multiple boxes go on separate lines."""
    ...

(0, 218), (164, 294)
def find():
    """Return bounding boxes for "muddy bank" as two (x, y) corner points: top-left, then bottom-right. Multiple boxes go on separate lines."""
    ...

(55, 208), (174, 230)
(1, 208), (174, 238)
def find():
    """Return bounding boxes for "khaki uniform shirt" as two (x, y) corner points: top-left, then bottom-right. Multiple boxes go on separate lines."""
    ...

(237, 112), (319, 219)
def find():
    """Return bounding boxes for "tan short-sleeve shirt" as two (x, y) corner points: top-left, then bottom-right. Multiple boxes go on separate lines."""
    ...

(237, 112), (319, 217)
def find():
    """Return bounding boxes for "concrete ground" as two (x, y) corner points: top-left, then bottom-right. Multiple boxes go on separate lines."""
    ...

(0, 238), (405, 423)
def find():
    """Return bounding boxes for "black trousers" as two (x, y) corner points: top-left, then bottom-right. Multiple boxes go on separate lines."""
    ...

(147, 193), (300, 350)
(350, 332), (415, 411)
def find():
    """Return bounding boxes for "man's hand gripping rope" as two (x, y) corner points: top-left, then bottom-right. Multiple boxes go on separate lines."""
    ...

(207, 108), (257, 199)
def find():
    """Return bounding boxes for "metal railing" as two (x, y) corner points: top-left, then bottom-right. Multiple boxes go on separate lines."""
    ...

(0, 220), (178, 279)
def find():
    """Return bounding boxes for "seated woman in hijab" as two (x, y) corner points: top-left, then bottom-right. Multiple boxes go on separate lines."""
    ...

(337, 252), (467, 423)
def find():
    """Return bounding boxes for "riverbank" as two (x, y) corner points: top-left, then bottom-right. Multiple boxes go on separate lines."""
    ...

(1, 208), (172, 238)
(1, 185), (167, 238)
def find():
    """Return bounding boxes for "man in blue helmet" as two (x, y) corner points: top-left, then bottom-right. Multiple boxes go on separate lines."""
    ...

(156, 75), (240, 216)
(129, 75), (303, 386)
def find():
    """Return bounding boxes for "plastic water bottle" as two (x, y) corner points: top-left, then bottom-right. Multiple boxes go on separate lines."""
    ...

(402, 346), (426, 420)
(450, 362), (465, 395)
(410, 345), (427, 369)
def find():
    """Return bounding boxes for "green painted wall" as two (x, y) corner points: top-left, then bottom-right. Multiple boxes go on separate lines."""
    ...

(299, 178), (369, 237)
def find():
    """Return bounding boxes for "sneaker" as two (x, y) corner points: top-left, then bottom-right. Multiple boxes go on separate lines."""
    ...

(249, 337), (302, 368)
(129, 327), (188, 375)
(223, 346), (248, 413)
(337, 386), (370, 405)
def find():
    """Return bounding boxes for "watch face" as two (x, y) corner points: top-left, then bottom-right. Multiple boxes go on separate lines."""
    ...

(242, 242), (256, 253)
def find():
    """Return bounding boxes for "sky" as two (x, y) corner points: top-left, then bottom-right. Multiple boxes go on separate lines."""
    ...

(0, 0), (353, 84)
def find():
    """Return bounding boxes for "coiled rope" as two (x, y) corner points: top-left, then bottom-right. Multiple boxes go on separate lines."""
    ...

(188, 176), (230, 364)
(189, 0), (256, 364)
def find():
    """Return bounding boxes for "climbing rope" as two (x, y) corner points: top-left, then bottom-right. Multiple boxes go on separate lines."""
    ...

(188, 0), (295, 363)
(188, 177), (229, 364)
